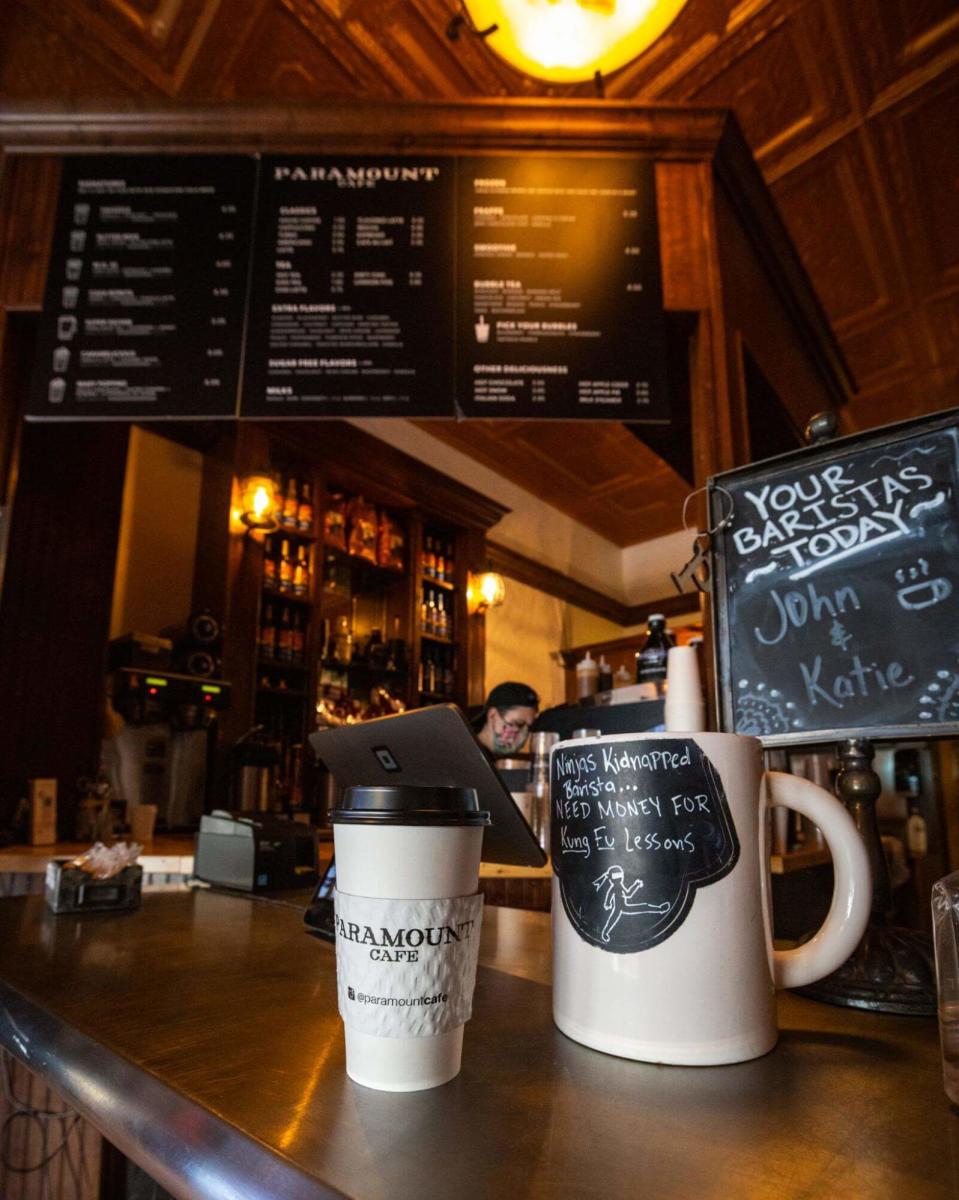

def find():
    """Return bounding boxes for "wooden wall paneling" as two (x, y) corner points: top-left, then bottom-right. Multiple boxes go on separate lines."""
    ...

(0, 421), (129, 836)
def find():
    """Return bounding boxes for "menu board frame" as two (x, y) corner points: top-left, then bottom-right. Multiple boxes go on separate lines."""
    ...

(710, 408), (959, 744)
(25, 147), (670, 424)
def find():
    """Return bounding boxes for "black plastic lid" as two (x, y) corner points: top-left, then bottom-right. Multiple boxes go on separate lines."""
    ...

(331, 785), (490, 827)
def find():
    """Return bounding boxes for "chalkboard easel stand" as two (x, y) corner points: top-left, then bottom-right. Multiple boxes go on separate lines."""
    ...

(794, 739), (936, 1016)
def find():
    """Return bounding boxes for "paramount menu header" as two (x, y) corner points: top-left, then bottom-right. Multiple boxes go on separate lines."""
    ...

(28, 153), (668, 423)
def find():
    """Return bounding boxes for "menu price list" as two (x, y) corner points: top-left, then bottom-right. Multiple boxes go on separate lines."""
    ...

(241, 157), (456, 418)
(27, 156), (256, 420)
(456, 156), (668, 422)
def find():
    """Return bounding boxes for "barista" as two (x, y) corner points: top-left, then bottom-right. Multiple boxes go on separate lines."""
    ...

(473, 682), (539, 762)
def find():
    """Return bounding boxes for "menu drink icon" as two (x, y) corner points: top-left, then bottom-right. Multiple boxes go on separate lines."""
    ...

(56, 316), (78, 341)
(69, 231), (87, 253)
(65, 258), (83, 281)
(61, 286), (79, 310)
(52, 347), (71, 373)
(474, 314), (490, 343)
(72, 203), (90, 226)
(48, 378), (67, 405)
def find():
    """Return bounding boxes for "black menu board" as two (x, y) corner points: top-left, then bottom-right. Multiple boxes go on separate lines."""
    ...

(710, 409), (959, 746)
(241, 157), (456, 418)
(456, 156), (668, 421)
(27, 156), (256, 420)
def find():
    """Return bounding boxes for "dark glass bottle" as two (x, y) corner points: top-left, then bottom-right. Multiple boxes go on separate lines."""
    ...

(635, 614), (674, 685)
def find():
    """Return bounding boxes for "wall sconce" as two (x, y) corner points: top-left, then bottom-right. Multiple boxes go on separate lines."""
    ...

(455, 0), (688, 84)
(467, 568), (507, 615)
(236, 473), (279, 533)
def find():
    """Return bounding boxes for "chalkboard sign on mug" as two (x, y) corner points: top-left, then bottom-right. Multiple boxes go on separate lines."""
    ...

(710, 407), (959, 745)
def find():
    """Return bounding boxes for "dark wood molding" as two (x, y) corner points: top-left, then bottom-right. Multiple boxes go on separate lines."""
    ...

(713, 115), (855, 410)
(486, 541), (700, 627)
(0, 99), (730, 157)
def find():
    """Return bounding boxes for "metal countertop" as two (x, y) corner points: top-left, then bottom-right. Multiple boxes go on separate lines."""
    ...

(0, 891), (954, 1199)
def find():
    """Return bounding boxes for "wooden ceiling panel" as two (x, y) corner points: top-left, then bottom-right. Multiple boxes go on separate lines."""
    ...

(663, 1), (853, 171)
(21, 0), (222, 95)
(415, 419), (688, 544)
(0, 1), (143, 100)
(835, 0), (959, 109)
(223, 1), (385, 100)
(839, 316), (920, 394)
(771, 131), (905, 334)
(871, 75), (959, 298)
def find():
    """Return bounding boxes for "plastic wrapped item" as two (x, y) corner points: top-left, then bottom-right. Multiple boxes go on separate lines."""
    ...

(377, 510), (405, 571)
(348, 495), (378, 563)
(324, 491), (347, 551)
(46, 842), (143, 914)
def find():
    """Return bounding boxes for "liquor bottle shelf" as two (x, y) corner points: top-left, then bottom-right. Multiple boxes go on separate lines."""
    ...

(420, 633), (455, 646)
(320, 660), (408, 679)
(257, 686), (309, 699)
(421, 575), (455, 591)
(256, 657), (309, 674)
(262, 589), (312, 608)
(274, 524), (317, 542)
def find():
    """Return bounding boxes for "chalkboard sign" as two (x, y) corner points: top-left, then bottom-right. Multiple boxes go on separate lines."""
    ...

(27, 156), (256, 420)
(550, 738), (739, 954)
(710, 408), (959, 745)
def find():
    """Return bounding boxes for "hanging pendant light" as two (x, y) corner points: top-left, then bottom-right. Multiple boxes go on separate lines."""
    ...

(460, 0), (689, 83)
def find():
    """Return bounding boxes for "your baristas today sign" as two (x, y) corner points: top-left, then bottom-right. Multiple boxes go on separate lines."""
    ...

(727, 454), (947, 718)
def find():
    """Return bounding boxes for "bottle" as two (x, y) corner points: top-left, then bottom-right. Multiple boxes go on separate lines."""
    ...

(906, 803), (928, 857)
(334, 614), (352, 665)
(576, 650), (599, 699)
(258, 603), (276, 659)
(283, 477), (298, 529)
(278, 539), (294, 594)
(598, 654), (612, 693)
(636, 614), (674, 689)
(368, 627), (386, 669)
(613, 664), (632, 688)
(446, 540), (455, 581)
(262, 536), (277, 592)
(423, 535), (435, 579)
(435, 542), (446, 582)
(386, 615), (406, 673)
(277, 607), (293, 662)
(293, 545), (309, 597)
(291, 611), (304, 662)
(427, 588), (437, 635)
(443, 648), (455, 697)
(297, 481), (313, 532)
(436, 591), (448, 638)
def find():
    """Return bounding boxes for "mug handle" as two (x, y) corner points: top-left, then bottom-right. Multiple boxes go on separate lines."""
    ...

(764, 771), (872, 990)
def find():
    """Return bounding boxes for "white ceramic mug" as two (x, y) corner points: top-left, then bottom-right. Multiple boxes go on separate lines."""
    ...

(550, 731), (871, 1065)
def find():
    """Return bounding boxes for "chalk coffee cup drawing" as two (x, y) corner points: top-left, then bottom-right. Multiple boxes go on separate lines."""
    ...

(550, 732), (871, 1066)
(330, 785), (489, 1092)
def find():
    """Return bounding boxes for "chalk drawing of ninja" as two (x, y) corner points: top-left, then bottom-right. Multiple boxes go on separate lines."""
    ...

(592, 866), (670, 943)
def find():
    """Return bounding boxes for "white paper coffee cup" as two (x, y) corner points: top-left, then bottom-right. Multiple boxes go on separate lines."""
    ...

(331, 785), (489, 1092)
